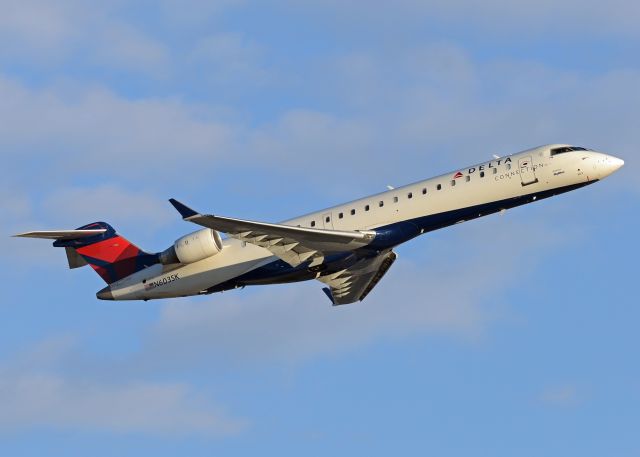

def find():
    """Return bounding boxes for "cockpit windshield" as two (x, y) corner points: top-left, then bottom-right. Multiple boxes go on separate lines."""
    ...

(550, 146), (589, 156)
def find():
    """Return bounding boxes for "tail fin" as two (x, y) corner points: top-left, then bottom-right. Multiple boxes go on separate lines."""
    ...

(16, 222), (159, 284)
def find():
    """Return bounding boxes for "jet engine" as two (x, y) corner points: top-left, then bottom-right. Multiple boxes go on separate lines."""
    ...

(159, 228), (223, 265)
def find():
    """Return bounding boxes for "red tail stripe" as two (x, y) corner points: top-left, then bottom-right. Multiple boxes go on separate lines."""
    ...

(76, 236), (140, 263)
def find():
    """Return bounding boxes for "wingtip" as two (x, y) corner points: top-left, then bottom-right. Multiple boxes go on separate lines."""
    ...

(169, 198), (199, 219)
(322, 287), (336, 305)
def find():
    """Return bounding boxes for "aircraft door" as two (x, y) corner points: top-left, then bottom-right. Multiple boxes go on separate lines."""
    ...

(322, 212), (334, 229)
(519, 156), (539, 186)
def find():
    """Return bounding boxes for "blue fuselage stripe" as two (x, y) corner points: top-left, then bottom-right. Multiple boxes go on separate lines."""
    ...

(207, 181), (594, 293)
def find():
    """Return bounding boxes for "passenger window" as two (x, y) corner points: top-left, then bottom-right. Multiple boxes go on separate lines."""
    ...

(506, 163), (511, 170)
(351, 209), (356, 215)
(379, 201), (384, 207)
(325, 216), (330, 223)
(422, 188), (427, 195)
(338, 212), (343, 219)
(480, 171), (485, 178)
(465, 176), (470, 182)
(451, 180), (456, 187)
(365, 205), (370, 211)
(437, 184), (442, 190)
(311, 221), (315, 227)
(393, 196), (398, 203)
(493, 168), (497, 174)
(408, 192), (413, 199)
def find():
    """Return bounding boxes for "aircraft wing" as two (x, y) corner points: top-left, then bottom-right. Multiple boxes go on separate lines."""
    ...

(169, 199), (377, 267)
(319, 250), (397, 305)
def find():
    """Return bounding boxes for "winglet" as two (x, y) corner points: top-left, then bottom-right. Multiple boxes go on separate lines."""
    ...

(169, 198), (199, 219)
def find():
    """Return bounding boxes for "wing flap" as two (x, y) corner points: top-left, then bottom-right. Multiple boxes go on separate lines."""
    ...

(320, 251), (397, 305)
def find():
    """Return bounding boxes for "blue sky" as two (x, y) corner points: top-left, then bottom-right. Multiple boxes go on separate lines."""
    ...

(1, 1), (639, 455)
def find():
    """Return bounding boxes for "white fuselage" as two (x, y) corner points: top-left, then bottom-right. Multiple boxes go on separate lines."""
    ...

(107, 144), (624, 300)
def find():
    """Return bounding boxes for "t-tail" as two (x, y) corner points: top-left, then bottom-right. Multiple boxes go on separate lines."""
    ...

(14, 222), (159, 284)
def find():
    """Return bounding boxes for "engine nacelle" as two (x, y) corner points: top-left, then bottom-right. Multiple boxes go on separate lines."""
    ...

(159, 228), (223, 265)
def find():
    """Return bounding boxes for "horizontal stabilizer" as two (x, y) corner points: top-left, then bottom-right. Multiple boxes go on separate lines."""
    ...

(13, 229), (107, 240)
(14, 222), (157, 284)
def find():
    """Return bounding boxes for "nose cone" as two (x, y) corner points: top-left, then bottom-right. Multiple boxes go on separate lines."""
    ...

(96, 286), (113, 300)
(610, 156), (625, 171)
(603, 155), (625, 177)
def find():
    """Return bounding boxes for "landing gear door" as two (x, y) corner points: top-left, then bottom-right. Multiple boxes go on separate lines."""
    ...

(519, 156), (538, 186)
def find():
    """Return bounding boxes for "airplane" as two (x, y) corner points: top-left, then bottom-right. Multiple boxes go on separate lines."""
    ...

(15, 144), (624, 305)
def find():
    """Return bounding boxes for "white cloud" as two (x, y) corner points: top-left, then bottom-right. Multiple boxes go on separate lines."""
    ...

(91, 22), (171, 76)
(0, 338), (245, 436)
(148, 262), (488, 364)
(0, 185), (60, 267)
(0, 0), (81, 59)
(158, 0), (245, 26)
(189, 33), (269, 84)
(284, 0), (640, 38)
(41, 185), (175, 230)
(302, 46), (640, 192)
(0, 373), (244, 435)
(0, 3), (634, 444)
(0, 0), (247, 74)
(247, 109), (374, 174)
(0, 75), (236, 182)
(539, 384), (581, 407)
(2, 40), (638, 193)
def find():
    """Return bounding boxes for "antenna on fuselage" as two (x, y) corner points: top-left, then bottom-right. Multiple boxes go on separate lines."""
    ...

(386, 185), (395, 190)
(493, 154), (501, 159)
